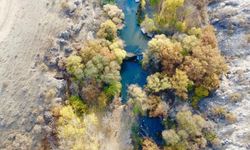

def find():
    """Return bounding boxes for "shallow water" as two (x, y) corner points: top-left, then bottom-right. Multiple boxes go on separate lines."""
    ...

(116, 0), (164, 146)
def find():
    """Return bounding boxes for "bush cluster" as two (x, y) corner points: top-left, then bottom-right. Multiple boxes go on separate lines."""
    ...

(162, 110), (220, 150)
(128, 85), (169, 117)
(211, 106), (237, 124)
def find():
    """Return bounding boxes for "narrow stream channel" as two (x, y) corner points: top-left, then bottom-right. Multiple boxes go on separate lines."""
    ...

(116, 0), (164, 146)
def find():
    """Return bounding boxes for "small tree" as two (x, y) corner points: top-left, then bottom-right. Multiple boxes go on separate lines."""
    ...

(97, 20), (118, 41)
(141, 16), (157, 33)
(171, 69), (192, 100)
(146, 72), (171, 93)
(66, 55), (84, 79)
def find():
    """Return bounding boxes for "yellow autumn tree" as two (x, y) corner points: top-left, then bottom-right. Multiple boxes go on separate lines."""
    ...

(66, 55), (84, 79)
(97, 19), (118, 41)
(170, 69), (192, 99)
(156, 0), (185, 28)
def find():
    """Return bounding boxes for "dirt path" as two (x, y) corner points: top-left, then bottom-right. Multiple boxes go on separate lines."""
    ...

(0, 0), (67, 149)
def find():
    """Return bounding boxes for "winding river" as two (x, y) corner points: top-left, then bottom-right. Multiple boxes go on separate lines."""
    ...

(116, 0), (164, 145)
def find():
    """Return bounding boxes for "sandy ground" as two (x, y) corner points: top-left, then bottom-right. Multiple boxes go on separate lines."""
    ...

(0, 0), (67, 149)
(0, 0), (106, 148)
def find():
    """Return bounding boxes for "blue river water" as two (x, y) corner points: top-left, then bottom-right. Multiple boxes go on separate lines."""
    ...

(116, 0), (164, 146)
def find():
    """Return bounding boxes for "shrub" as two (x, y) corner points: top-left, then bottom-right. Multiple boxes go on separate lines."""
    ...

(176, 110), (203, 137)
(192, 86), (209, 108)
(141, 16), (157, 33)
(146, 72), (171, 93)
(162, 129), (180, 145)
(109, 39), (126, 64)
(128, 85), (148, 115)
(229, 92), (242, 103)
(57, 106), (85, 141)
(188, 27), (202, 37)
(103, 4), (125, 29)
(175, 21), (187, 32)
(171, 69), (192, 100)
(225, 113), (237, 124)
(140, 0), (146, 10)
(147, 95), (169, 117)
(211, 106), (227, 118)
(69, 96), (88, 116)
(142, 138), (160, 150)
(211, 106), (237, 123)
(128, 85), (169, 117)
(66, 55), (84, 79)
(163, 110), (213, 149)
(97, 20), (118, 41)
(80, 80), (102, 105)
(97, 92), (108, 110)
(104, 81), (122, 98)
(149, 0), (160, 6)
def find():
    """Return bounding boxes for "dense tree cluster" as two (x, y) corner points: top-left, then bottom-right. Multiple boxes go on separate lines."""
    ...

(162, 110), (220, 150)
(143, 26), (227, 102)
(66, 38), (126, 107)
